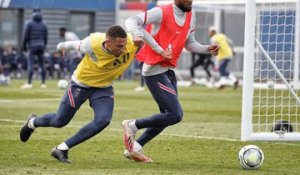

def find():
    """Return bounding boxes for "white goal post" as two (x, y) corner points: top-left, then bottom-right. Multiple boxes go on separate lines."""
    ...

(242, 0), (300, 141)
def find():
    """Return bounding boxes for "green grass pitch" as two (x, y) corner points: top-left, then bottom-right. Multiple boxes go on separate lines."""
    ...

(0, 79), (299, 175)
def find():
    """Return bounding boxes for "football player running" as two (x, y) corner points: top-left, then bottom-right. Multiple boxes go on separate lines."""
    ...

(122, 0), (219, 163)
(20, 25), (146, 163)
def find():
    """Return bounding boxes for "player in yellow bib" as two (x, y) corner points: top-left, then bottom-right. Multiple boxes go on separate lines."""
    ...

(74, 32), (139, 87)
(208, 26), (238, 89)
(20, 25), (144, 163)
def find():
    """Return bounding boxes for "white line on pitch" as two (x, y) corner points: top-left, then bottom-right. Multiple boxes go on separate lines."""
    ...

(0, 118), (239, 141)
(1, 118), (300, 147)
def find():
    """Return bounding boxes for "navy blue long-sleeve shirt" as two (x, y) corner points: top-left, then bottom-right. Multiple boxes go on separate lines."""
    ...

(23, 12), (48, 51)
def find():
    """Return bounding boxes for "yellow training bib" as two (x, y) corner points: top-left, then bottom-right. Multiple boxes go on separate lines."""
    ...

(74, 33), (139, 87)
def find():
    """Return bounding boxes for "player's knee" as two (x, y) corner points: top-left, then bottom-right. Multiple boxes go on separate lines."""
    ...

(52, 121), (67, 128)
(170, 110), (183, 124)
(101, 120), (111, 128)
(94, 117), (111, 128)
(51, 117), (69, 128)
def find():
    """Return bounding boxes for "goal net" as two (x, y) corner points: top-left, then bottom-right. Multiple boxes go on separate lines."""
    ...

(242, 0), (300, 141)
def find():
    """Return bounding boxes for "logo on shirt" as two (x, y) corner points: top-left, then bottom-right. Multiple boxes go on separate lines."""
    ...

(113, 53), (130, 67)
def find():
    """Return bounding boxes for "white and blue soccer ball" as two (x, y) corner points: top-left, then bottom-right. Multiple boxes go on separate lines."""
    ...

(238, 145), (264, 170)
(57, 79), (69, 89)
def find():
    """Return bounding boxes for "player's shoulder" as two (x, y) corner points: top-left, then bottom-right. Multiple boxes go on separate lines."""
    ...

(89, 32), (105, 49)
(90, 32), (105, 38)
(218, 33), (226, 38)
(90, 32), (105, 43)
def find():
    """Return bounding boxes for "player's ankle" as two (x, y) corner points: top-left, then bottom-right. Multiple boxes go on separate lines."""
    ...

(133, 141), (142, 152)
(28, 118), (36, 129)
(128, 120), (138, 131)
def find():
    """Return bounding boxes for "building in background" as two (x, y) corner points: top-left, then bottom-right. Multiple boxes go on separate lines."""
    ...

(3, 0), (286, 79)
(0, 0), (116, 52)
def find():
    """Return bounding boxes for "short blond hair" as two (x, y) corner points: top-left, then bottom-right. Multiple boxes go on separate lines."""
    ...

(208, 26), (217, 32)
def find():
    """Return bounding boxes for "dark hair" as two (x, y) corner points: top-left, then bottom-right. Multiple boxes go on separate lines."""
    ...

(59, 27), (67, 32)
(33, 8), (41, 13)
(106, 25), (127, 39)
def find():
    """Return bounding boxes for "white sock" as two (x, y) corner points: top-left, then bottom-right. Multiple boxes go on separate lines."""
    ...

(57, 142), (69, 150)
(28, 118), (36, 129)
(219, 76), (227, 85)
(229, 73), (237, 82)
(129, 120), (138, 131)
(133, 141), (142, 152)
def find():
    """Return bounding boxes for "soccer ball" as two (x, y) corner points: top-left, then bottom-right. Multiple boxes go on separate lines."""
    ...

(57, 79), (69, 89)
(238, 145), (264, 170)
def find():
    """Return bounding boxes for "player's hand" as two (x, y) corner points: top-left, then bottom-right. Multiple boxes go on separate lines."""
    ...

(60, 49), (66, 57)
(57, 48), (66, 57)
(208, 44), (219, 56)
(57, 42), (66, 57)
(161, 49), (172, 60)
(133, 36), (144, 48)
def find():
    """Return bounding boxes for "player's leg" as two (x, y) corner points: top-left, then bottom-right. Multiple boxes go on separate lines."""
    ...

(38, 103), (77, 163)
(35, 81), (92, 128)
(203, 56), (213, 79)
(190, 53), (196, 79)
(203, 56), (215, 88)
(219, 59), (230, 77)
(36, 49), (46, 87)
(52, 86), (114, 163)
(19, 102), (77, 142)
(20, 50), (35, 89)
(64, 86), (114, 149)
(190, 55), (204, 79)
(124, 70), (182, 131)
(34, 103), (77, 128)
(140, 63), (145, 87)
(20, 81), (90, 142)
(218, 59), (238, 88)
(222, 58), (238, 89)
(190, 56), (206, 85)
(123, 70), (182, 162)
(137, 127), (165, 147)
(137, 70), (183, 128)
(123, 70), (182, 145)
(135, 70), (182, 140)
(217, 59), (230, 89)
(27, 51), (35, 85)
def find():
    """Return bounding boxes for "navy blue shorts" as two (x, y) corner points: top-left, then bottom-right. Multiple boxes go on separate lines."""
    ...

(61, 81), (114, 110)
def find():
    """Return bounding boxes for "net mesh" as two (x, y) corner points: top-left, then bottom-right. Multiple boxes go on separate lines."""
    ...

(253, 0), (300, 133)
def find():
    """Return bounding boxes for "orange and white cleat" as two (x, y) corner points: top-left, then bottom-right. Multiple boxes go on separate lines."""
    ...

(123, 149), (132, 160)
(121, 120), (137, 152)
(123, 149), (153, 163)
(129, 149), (153, 163)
